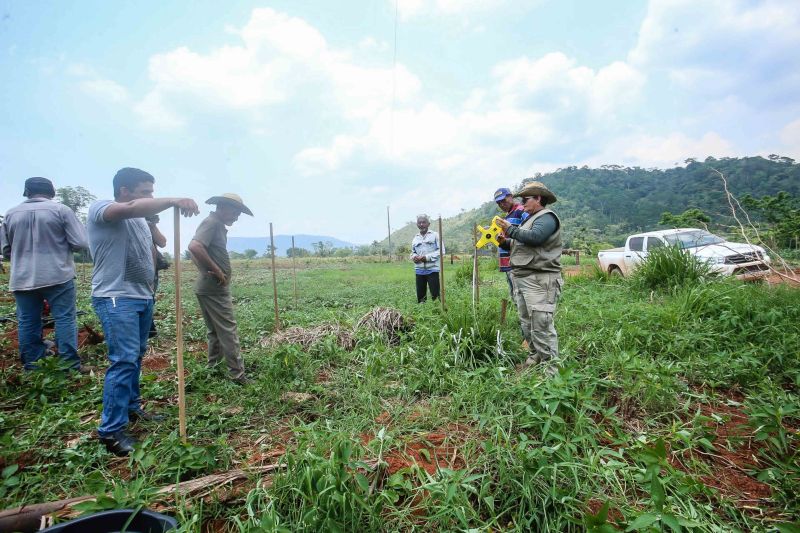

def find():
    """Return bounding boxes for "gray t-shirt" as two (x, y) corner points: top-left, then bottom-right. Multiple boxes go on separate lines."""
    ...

(3, 198), (88, 291)
(192, 214), (232, 295)
(88, 200), (155, 299)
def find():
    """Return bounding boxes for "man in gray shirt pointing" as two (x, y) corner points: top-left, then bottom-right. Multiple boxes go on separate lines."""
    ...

(2, 177), (88, 371)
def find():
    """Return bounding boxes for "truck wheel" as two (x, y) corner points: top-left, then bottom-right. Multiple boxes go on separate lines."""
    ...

(609, 266), (623, 277)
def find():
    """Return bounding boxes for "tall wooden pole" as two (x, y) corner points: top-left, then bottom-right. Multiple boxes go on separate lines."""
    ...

(472, 226), (480, 307)
(291, 235), (298, 308)
(438, 216), (446, 307)
(386, 206), (392, 263)
(173, 208), (187, 443)
(269, 223), (280, 331)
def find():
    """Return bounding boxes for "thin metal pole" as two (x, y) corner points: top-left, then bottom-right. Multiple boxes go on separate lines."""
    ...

(291, 235), (298, 308)
(173, 207), (187, 443)
(269, 223), (280, 331)
(438, 216), (446, 307)
(386, 206), (392, 263)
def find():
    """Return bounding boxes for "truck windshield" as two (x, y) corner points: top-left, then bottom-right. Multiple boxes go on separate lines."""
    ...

(663, 230), (726, 249)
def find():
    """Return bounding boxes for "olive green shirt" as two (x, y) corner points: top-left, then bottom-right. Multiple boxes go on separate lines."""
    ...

(192, 213), (232, 295)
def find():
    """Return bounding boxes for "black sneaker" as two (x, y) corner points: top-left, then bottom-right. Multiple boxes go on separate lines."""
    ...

(99, 430), (138, 456)
(232, 375), (251, 386)
(129, 410), (166, 422)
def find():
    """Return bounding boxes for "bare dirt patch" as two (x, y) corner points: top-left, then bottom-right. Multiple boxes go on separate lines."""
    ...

(764, 267), (800, 287)
(670, 395), (772, 505)
(376, 424), (472, 476)
(142, 353), (171, 372)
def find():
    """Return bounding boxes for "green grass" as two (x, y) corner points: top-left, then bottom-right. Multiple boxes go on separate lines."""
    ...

(1, 257), (799, 531)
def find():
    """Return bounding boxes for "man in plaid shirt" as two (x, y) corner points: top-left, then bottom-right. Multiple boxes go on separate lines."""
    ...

(493, 187), (528, 300)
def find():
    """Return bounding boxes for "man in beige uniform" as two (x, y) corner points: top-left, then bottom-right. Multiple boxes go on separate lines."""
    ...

(497, 182), (563, 371)
(188, 193), (253, 385)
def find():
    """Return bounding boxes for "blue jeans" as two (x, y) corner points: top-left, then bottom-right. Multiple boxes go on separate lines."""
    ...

(92, 296), (153, 436)
(13, 279), (80, 371)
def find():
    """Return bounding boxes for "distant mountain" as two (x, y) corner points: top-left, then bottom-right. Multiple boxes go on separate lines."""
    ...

(227, 234), (356, 256)
(379, 155), (800, 252)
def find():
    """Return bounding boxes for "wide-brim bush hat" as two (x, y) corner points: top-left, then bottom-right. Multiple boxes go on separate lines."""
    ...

(514, 181), (557, 204)
(206, 193), (253, 216)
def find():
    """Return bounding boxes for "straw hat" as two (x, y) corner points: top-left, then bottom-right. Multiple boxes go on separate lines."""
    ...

(514, 181), (557, 204)
(205, 193), (253, 216)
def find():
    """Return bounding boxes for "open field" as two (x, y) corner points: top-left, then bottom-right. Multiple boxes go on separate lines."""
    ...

(1, 258), (799, 532)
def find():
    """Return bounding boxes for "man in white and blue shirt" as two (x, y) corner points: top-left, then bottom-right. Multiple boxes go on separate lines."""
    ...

(410, 214), (443, 303)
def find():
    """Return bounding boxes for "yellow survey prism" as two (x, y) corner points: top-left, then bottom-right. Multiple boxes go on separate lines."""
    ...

(475, 216), (504, 248)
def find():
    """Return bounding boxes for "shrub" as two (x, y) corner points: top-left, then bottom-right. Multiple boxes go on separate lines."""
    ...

(630, 244), (717, 292)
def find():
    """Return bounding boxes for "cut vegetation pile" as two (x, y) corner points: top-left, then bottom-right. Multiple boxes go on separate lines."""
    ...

(259, 323), (356, 351)
(356, 307), (413, 345)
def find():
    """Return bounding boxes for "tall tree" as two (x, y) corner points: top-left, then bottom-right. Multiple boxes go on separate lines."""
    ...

(56, 186), (96, 221)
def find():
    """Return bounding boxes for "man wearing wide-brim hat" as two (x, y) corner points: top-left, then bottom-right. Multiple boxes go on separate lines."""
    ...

(496, 181), (563, 373)
(188, 193), (253, 385)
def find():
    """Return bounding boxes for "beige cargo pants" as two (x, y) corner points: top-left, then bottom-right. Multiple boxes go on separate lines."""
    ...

(195, 291), (246, 379)
(513, 272), (563, 364)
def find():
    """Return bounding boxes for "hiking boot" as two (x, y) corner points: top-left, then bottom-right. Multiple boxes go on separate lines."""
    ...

(515, 355), (539, 372)
(99, 430), (138, 456)
(129, 409), (166, 423)
(232, 375), (251, 386)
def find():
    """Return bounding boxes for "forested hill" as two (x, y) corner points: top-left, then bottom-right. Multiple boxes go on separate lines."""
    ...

(382, 155), (800, 252)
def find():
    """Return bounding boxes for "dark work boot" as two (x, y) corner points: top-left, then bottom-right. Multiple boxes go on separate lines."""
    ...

(129, 409), (167, 423)
(99, 430), (138, 456)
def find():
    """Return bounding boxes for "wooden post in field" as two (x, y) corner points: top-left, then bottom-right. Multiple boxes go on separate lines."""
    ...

(472, 227), (480, 306)
(270, 223), (280, 331)
(501, 298), (508, 324)
(386, 206), (392, 263)
(173, 208), (187, 443)
(291, 236), (298, 308)
(438, 216), (446, 307)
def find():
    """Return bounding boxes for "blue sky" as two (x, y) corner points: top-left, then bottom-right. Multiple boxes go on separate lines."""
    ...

(2, 0), (799, 246)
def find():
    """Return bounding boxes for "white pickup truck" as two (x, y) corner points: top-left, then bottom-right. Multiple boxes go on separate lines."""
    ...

(597, 228), (771, 278)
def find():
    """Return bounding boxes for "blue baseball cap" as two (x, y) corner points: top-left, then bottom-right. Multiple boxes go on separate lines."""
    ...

(493, 188), (512, 202)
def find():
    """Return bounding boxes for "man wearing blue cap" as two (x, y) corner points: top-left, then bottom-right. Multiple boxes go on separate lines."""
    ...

(493, 187), (528, 300)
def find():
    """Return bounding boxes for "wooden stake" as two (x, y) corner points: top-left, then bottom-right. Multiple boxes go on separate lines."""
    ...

(500, 298), (508, 324)
(291, 235), (298, 308)
(269, 223), (280, 331)
(472, 227), (479, 307)
(386, 205), (392, 263)
(173, 207), (187, 443)
(438, 216), (446, 307)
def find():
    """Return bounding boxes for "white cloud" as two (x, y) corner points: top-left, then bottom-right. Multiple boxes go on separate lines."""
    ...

(597, 132), (735, 168)
(630, 0), (800, 104)
(396, 0), (507, 19)
(129, 8), (421, 129)
(295, 50), (644, 177)
(779, 118), (800, 159)
(80, 78), (129, 103)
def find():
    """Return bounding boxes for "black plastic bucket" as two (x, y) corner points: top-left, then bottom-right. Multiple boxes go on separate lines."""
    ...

(40, 508), (177, 533)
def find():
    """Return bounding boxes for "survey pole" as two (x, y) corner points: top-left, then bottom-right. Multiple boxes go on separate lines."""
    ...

(269, 223), (280, 331)
(173, 208), (187, 443)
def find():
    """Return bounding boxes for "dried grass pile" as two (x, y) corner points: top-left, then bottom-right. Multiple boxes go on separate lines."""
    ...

(260, 323), (356, 351)
(356, 307), (413, 345)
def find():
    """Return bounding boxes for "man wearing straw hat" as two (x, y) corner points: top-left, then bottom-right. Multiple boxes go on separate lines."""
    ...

(88, 167), (199, 455)
(188, 193), (253, 386)
(496, 181), (563, 373)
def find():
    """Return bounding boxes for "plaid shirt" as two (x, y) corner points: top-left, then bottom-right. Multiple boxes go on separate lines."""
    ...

(499, 204), (528, 272)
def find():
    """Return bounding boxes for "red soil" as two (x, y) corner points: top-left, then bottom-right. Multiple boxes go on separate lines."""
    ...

(378, 424), (471, 476)
(142, 353), (171, 371)
(670, 396), (772, 503)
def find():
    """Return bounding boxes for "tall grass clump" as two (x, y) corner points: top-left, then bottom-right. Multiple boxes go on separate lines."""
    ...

(630, 244), (717, 292)
(439, 297), (515, 368)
